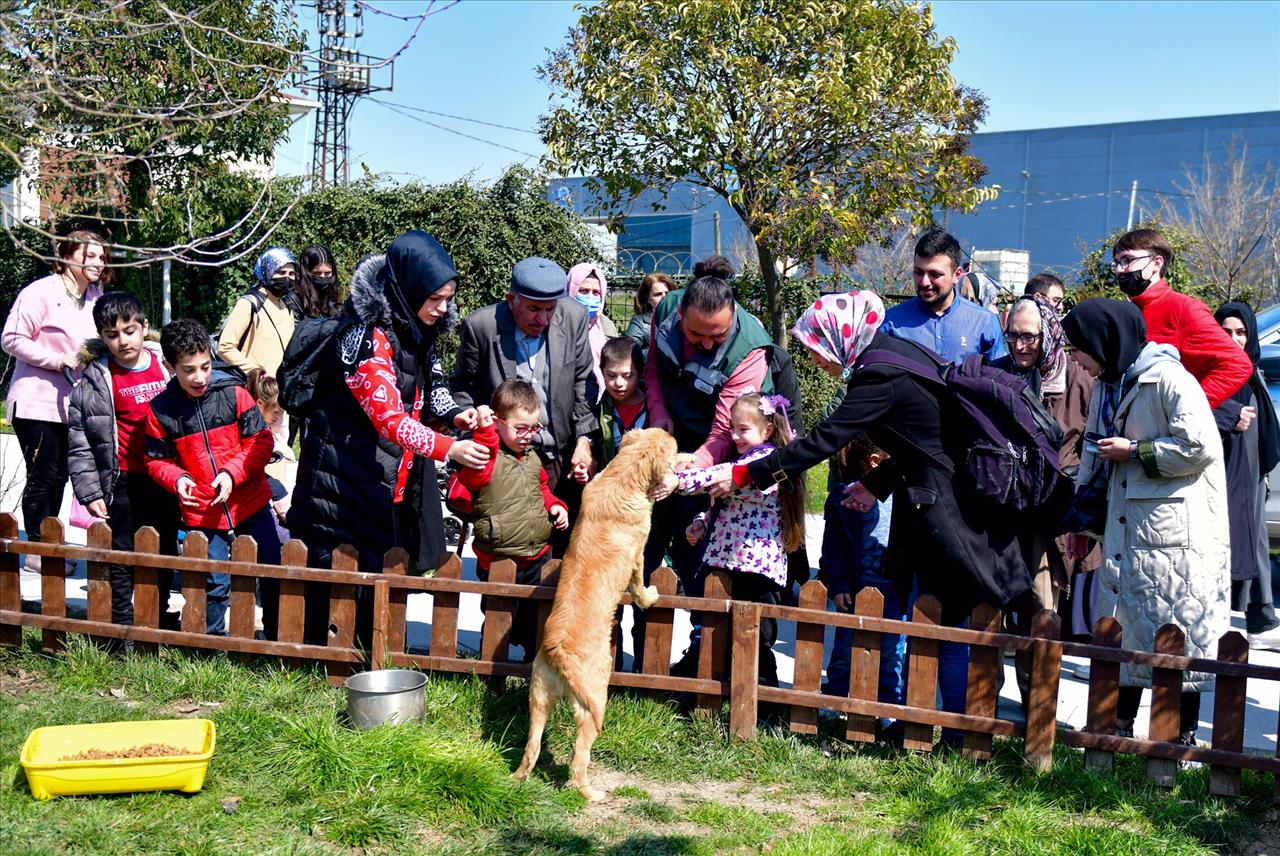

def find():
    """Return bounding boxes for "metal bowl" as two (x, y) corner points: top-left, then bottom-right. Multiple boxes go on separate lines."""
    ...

(344, 669), (426, 730)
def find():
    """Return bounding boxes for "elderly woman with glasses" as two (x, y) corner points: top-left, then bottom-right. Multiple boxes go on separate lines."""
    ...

(991, 296), (1099, 705)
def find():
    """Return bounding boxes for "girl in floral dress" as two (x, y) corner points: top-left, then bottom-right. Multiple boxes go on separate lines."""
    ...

(657, 391), (806, 685)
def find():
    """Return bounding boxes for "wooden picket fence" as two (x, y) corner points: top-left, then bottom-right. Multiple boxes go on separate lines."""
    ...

(2, 511), (1279, 799)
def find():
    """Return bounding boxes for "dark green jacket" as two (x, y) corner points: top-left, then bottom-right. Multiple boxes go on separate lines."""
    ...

(471, 443), (556, 558)
(651, 290), (774, 453)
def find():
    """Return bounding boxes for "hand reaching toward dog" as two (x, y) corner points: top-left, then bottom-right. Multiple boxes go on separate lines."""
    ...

(549, 505), (569, 530)
(685, 518), (706, 545)
(648, 471), (678, 502)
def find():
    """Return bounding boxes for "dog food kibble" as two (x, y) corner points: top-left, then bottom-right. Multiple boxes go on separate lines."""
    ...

(60, 744), (190, 761)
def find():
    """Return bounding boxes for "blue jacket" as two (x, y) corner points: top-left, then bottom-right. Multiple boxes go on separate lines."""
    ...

(883, 295), (1007, 362)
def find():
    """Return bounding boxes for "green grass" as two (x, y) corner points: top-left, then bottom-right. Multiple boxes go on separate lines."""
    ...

(0, 632), (1272, 854)
(804, 459), (830, 515)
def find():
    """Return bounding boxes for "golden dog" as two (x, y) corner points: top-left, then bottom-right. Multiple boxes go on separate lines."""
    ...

(511, 427), (678, 801)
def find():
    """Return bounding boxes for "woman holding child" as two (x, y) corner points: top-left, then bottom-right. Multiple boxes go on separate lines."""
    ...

(3, 229), (109, 556)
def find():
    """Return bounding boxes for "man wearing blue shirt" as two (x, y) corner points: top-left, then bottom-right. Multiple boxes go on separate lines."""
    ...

(883, 229), (1007, 362)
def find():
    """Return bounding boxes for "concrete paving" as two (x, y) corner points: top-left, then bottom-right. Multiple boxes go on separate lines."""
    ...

(4, 431), (1279, 752)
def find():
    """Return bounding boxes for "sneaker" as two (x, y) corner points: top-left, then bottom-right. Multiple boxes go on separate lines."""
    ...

(22, 554), (40, 574)
(1249, 626), (1280, 653)
(1177, 730), (1198, 747)
(1116, 718), (1135, 739)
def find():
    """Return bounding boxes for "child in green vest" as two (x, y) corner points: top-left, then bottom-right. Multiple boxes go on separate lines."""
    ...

(454, 379), (568, 660)
(597, 336), (648, 464)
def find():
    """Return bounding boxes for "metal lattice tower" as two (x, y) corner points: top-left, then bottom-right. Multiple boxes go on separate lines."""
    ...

(309, 0), (391, 187)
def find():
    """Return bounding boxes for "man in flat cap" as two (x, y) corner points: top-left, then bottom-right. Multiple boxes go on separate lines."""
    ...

(450, 257), (598, 553)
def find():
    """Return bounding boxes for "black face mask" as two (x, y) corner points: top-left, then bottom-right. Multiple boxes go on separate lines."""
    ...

(266, 276), (294, 296)
(311, 274), (335, 291)
(1116, 269), (1152, 297)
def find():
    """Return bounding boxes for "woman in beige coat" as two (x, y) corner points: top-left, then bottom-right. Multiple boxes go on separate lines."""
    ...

(1064, 299), (1229, 746)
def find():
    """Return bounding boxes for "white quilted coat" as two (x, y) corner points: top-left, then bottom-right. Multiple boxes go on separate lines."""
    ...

(1077, 343), (1230, 691)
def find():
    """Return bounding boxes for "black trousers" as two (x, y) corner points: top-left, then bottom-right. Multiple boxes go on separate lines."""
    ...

(13, 417), (68, 540)
(541, 446), (583, 559)
(106, 471), (180, 625)
(476, 551), (551, 660)
(1118, 686), (1201, 735)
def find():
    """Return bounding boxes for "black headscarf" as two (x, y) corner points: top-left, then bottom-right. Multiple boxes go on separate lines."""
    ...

(1061, 298), (1147, 384)
(378, 230), (458, 349)
(1215, 301), (1280, 473)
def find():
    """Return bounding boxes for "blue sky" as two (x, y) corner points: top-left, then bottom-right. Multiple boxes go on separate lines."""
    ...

(276, 0), (1280, 185)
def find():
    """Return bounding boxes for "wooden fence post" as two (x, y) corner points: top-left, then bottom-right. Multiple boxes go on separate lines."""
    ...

(1147, 623), (1185, 788)
(179, 531), (208, 634)
(383, 548), (409, 657)
(0, 514), (19, 647)
(429, 554), (461, 660)
(132, 526), (161, 654)
(642, 566), (678, 677)
(790, 579), (827, 735)
(326, 545), (359, 683)
(730, 600), (761, 740)
(85, 521), (112, 632)
(1085, 617), (1122, 773)
(39, 518), (68, 653)
(1024, 609), (1062, 773)
(847, 586), (885, 744)
(371, 578), (389, 671)
(1210, 631), (1248, 797)
(533, 559), (562, 654)
(904, 595), (942, 751)
(228, 536), (259, 647)
(696, 570), (732, 716)
(277, 540), (309, 646)
(480, 559), (517, 691)
(963, 603), (1003, 760)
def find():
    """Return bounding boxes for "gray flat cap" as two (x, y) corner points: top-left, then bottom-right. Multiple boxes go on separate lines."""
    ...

(511, 256), (568, 300)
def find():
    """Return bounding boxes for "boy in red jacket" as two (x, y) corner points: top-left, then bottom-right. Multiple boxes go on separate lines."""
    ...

(145, 319), (281, 636)
(1113, 228), (1252, 409)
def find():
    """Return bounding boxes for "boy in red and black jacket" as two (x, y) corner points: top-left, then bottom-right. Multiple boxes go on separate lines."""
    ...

(145, 318), (281, 636)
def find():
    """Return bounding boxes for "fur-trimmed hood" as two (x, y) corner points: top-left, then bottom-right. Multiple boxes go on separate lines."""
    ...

(347, 251), (458, 335)
(76, 329), (163, 368)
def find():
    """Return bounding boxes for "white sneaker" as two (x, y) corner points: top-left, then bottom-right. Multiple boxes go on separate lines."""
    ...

(22, 554), (40, 574)
(1249, 626), (1280, 653)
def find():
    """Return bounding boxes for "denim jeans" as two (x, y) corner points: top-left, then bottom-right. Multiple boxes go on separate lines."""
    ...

(198, 505), (282, 636)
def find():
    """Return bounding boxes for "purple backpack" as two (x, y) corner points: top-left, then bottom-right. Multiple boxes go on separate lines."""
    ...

(857, 350), (1066, 513)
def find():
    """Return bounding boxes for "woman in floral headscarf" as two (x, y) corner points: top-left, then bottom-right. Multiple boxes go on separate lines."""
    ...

(701, 289), (1032, 743)
(566, 262), (617, 399)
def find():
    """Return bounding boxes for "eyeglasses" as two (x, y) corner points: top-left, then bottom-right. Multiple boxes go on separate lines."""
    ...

(496, 417), (543, 438)
(1110, 254), (1152, 270)
(1003, 332), (1043, 347)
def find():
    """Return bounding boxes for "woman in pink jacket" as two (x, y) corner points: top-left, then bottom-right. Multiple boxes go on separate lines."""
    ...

(2, 229), (109, 550)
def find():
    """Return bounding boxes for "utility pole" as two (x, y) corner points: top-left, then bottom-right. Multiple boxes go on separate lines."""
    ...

(1126, 179), (1139, 230)
(713, 211), (721, 256)
(309, 0), (393, 188)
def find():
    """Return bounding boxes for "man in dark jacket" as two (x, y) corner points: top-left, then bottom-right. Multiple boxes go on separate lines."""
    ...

(450, 257), (597, 551)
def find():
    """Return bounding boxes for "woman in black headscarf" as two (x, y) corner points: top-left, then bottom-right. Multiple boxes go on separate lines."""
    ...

(1214, 302), (1280, 643)
(1064, 298), (1229, 745)
(288, 231), (488, 646)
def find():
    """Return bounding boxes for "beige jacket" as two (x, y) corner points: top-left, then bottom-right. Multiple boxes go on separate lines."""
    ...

(1078, 342), (1230, 690)
(216, 291), (296, 380)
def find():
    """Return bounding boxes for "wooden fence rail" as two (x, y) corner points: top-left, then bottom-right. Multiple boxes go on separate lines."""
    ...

(2, 512), (1277, 799)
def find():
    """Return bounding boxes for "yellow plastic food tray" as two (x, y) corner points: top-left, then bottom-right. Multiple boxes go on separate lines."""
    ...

(20, 718), (216, 800)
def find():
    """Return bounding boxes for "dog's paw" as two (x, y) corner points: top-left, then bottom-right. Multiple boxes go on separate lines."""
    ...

(510, 767), (530, 782)
(633, 584), (660, 610)
(579, 785), (607, 803)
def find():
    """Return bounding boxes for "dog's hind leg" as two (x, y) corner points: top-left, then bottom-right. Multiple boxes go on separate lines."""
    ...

(567, 650), (612, 802)
(512, 655), (560, 781)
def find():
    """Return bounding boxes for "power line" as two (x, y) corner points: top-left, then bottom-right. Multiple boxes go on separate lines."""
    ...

(369, 97), (539, 136)
(369, 98), (541, 159)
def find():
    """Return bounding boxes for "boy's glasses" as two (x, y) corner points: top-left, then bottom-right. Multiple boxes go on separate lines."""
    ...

(496, 417), (543, 438)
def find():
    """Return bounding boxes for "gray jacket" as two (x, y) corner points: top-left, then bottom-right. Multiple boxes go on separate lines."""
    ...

(450, 298), (598, 456)
(67, 337), (167, 506)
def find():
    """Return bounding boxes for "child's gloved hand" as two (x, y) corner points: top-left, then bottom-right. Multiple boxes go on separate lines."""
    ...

(549, 505), (569, 530)
(684, 518), (706, 545)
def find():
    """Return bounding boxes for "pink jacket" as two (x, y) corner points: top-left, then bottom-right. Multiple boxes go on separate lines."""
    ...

(2, 274), (102, 423)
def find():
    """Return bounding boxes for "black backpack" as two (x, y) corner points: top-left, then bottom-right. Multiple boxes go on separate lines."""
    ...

(277, 316), (345, 418)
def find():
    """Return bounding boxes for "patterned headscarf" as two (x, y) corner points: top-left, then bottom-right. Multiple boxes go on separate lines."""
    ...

(253, 247), (296, 285)
(1015, 295), (1067, 395)
(790, 290), (885, 377)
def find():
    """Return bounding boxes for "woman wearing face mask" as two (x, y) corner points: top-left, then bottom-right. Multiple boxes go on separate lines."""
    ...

(1213, 303), (1280, 649)
(296, 244), (344, 319)
(566, 263), (617, 400)
(1064, 298), (1229, 746)
(288, 231), (486, 649)
(2, 229), (109, 561)
(216, 246), (300, 386)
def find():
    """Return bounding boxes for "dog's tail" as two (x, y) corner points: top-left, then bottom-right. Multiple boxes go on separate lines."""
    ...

(543, 643), (605, 732)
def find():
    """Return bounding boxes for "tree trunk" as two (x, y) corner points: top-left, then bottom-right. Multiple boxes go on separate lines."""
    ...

(755, 240), (787, 345)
